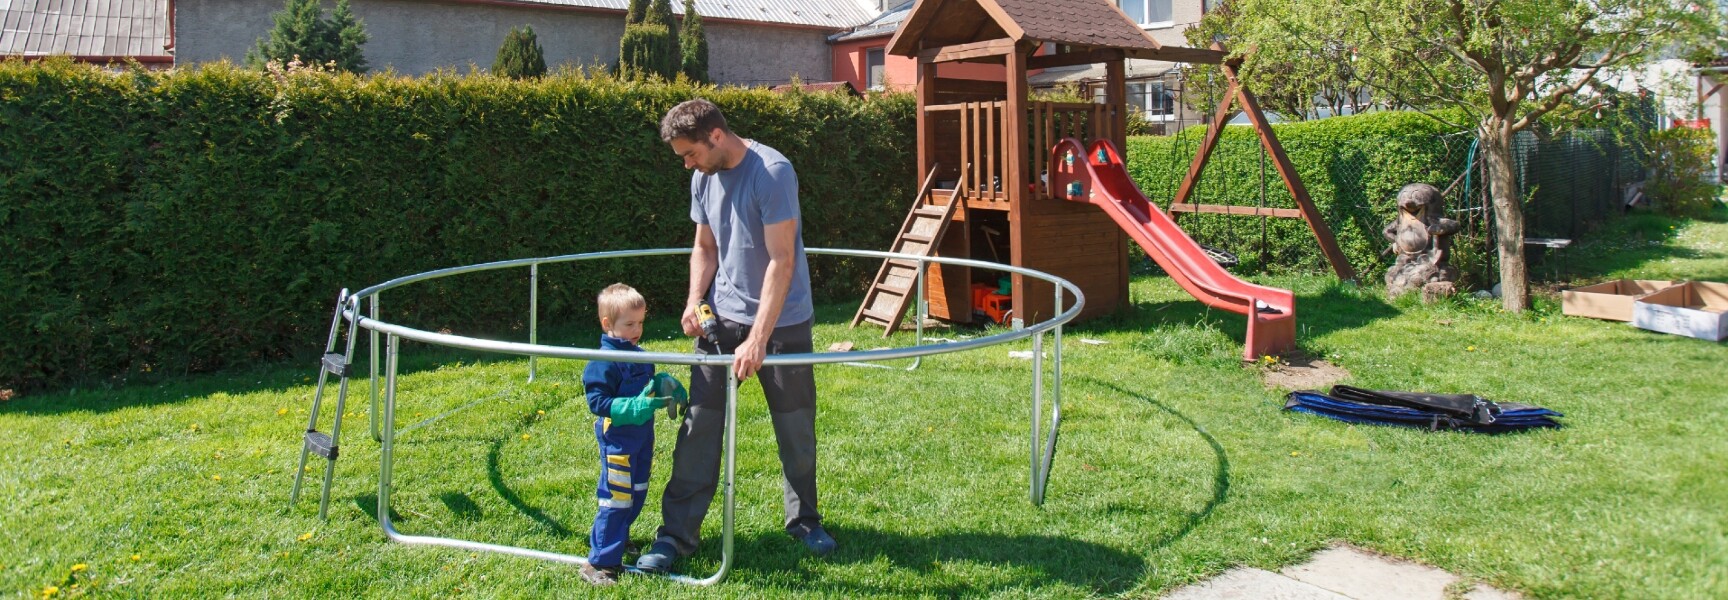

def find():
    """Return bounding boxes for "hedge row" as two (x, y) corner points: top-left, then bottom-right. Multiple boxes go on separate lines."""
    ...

(1, 59), (915, 391)
(1125, 111), (1472, 277)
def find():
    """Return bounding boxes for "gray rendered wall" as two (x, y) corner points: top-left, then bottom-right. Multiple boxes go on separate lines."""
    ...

(703, 21), (830, 86)
(175, 0), (831, 85)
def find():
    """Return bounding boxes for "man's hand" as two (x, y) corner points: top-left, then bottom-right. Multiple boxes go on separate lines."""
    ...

(732, 336), (767, 380)
(681, 303), (703, 338)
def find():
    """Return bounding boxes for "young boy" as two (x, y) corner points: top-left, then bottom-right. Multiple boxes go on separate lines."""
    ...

(579, 283), (675, 585)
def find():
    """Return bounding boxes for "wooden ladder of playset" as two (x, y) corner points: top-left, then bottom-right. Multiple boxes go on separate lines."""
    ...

(852, 167), (963, 336)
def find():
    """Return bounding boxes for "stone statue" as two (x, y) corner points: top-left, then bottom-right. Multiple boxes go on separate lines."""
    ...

(1383, 183), (1461, 300)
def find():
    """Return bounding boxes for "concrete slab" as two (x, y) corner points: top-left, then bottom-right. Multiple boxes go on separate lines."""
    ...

(1279, 546), (1457, 600)
(1162, 567), (1351, 600)
(1463, 583), (1524, 600)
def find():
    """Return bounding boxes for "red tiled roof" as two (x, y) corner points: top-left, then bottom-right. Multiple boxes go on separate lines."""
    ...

(993, 0), (1158, 50)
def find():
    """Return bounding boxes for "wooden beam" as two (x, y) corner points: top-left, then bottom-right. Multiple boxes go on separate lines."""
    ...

(917, 62), (939, 189)
(933, 77), (1006, 96)
(1168, 204), (1303, 218)
(1122, 46), (1227, 65)
(919, 38), (1017, 64)
(1105, 54), (1126, 149)
(1224, 60), (1357, 281)
(1027, 48), (1113, 70)
(1006, 40), (1031, 327)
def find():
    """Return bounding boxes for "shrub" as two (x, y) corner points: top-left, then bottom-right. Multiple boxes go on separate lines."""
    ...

(679, 0), (710, 84)
(493, 26), (548, 79)
(0, 59), (915, 391)
(1124, 110), (1469, 278)
(1644, 126), (1717, 217)
(245, 0), (368, 73)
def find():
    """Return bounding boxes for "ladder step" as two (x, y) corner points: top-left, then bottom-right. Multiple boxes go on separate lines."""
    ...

(859, 307), (897, 323)
(914, 206), (948, 218)
(321, 353), (348, 377)
(304, 430), (339, 461)
(870, 285), (909, 298)
(900, 232), (933, 244)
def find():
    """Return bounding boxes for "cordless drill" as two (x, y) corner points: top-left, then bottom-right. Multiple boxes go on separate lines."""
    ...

(695, 299), (722, 350)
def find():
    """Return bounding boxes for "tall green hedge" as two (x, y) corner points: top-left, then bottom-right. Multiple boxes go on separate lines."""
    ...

(0, 59), (914, 391)
(1125, 111), (1472, 278)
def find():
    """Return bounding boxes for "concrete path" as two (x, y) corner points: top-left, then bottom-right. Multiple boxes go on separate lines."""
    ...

(1162, 545), (1521, 600)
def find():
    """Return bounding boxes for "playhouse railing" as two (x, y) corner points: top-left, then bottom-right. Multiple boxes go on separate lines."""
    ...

(925, 101), (1120, 204)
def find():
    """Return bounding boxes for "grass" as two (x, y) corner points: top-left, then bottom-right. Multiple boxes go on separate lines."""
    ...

(3, 201), (1726, 599)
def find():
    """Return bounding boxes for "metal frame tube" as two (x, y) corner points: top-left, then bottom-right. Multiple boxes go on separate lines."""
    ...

(528, 263), (538, 383)
(326, 247), (1080, 586)
(369, 293), (381, 443)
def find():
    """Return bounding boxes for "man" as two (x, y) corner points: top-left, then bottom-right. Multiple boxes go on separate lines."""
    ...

(636, 99), (834, 574)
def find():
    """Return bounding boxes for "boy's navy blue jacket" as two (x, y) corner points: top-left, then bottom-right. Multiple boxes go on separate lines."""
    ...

(583, 335), (656, 436)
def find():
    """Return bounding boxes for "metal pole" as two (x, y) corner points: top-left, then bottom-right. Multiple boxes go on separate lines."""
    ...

(528, 263), (538, 383)
(379, 334), (399, 524)
(370, 293), (381, 443)
(1030, 330), (1043, 503)
(1037, 285), (1065, 504)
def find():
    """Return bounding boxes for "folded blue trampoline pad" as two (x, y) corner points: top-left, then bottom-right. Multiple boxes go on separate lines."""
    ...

(1283, 389), (1561, 433)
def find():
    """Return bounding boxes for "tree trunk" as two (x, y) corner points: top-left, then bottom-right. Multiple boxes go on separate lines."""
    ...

(1479, 116), (1529, 311)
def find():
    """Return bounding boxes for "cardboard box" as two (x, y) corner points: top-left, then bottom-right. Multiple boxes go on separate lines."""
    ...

(1633, 281), (1728, 342)
(1562, 279), (1677, 321)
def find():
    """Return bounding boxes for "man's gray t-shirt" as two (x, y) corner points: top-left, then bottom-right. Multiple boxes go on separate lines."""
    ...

(690, 141), (813, 327)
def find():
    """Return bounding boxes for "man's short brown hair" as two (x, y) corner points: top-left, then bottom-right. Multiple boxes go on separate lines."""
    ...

(660, 98), (730, 143)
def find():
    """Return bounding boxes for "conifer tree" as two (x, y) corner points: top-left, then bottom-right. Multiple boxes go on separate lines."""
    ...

(618, 0), (679, 80)
(327, 0), (369, 73)
(678, 0), (709, 83)
(625, 0), (649, 25)
(648, 0), (679, 77)
(245, 0), (369, 73)
(493, 25), (548, 79)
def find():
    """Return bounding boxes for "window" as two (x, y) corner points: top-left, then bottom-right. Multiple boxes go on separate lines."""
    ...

(1118, 0), (1172, 26)
(1095, 80), (1178, 121)
(1130, 81), (1176, 117)
(866, 48), (885, 91)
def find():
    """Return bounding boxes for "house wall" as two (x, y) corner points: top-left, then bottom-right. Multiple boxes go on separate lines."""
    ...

(175, 0), (831, 85)
(830, 35), (1004, 93)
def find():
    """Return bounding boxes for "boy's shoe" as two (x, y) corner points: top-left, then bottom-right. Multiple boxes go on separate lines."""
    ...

(634, 541), (680, 574)
(794, 525), (837, 557)
(579, 563), (620, 586)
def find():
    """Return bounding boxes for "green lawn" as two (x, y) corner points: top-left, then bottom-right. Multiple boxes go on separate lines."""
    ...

(4, 203), (1726, 599)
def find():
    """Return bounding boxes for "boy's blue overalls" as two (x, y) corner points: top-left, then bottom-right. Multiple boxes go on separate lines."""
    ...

(582, 335), (654, 569)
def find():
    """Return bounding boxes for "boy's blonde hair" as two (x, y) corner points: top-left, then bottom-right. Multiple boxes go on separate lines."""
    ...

(597, 283), (647, 325)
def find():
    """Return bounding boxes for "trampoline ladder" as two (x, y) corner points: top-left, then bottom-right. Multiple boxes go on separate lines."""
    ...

(290, 289), (361, 520)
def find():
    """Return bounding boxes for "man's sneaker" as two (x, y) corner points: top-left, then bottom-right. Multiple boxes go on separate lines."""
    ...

(579, 563), (619, 586)
(795, 525), (837, 557)
(634, 541), (679, 574)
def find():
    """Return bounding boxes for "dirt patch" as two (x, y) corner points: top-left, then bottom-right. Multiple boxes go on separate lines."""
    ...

(1259, 354), (1351, 391)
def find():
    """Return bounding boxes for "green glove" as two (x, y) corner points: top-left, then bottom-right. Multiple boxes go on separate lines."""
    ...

(651, 373), (690, 419)
(609, 385), (667, 426)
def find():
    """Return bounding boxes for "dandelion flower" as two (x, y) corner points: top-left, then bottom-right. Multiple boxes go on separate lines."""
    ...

(1467, 346), (1476, 352)
(276, 408), (289, 416)
(521, 434), (531, 440)
(298, 532), (314, 541)
(536, 410), (545, 416)
(1290, 451), (1302, 457)
(41, 586), (58, 598)
(131, 554), (141, 561)
(212, 475), (222, 481)
(71, 563), (87, 572)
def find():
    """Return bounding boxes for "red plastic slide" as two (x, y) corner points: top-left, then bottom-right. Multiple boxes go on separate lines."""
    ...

(1048, 137), (1295, 360)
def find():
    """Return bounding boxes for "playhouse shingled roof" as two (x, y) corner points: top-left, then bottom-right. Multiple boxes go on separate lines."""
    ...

(993, 0), (1159, 51)
(888, 0), (1159, 56)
